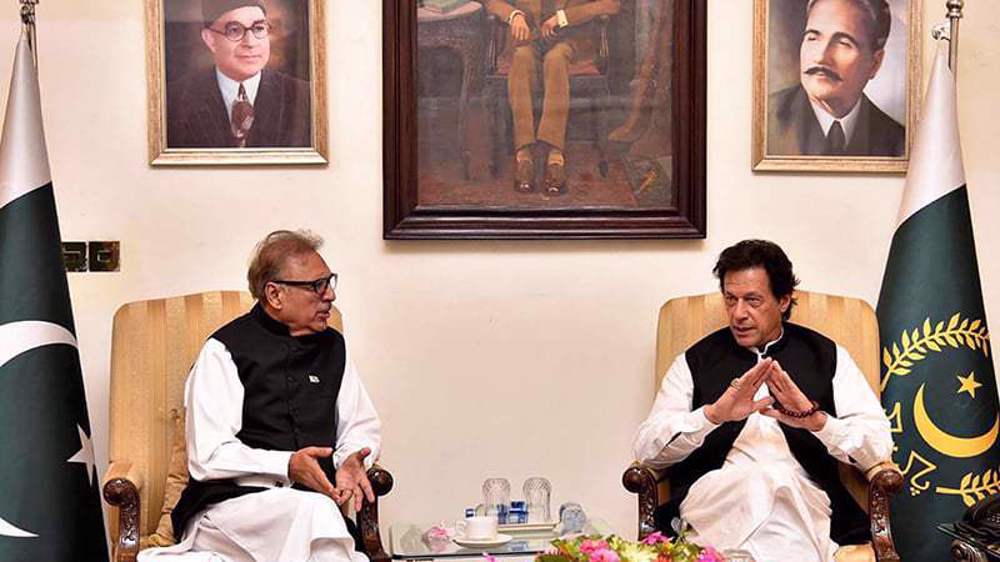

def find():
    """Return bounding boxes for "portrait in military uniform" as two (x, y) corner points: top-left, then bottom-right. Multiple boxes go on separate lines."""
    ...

(752, 0), (920, 173)
(146, 0), (328, 165)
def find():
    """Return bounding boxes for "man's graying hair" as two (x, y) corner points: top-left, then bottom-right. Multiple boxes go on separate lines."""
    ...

(806, 0), (892, 51)
(248, 229), (324, 301)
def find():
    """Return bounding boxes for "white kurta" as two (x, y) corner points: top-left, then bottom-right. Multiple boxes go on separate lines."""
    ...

(632, 338), (892, 562)
(139, 336), (382, 562)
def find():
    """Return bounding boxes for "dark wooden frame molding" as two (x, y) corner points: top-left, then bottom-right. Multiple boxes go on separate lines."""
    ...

(383, 1), (707, 240)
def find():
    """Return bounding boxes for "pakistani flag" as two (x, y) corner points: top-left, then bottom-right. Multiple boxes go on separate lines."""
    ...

(878, 47), (999, 561)
(0, 33), (109, 561)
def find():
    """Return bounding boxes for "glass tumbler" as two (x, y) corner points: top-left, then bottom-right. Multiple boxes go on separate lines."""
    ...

(522, 476), (552, 523)
(482, 477), (511, 521)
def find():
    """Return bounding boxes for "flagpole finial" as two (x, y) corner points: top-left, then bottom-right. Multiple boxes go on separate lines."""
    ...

(18, 0), (39, 66)
(945, 0), (964, 74)
(19, 0), (38, 26)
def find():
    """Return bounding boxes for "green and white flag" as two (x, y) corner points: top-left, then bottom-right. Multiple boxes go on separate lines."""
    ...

(0, 33), (109, 560)
(878, 48), (998, 561)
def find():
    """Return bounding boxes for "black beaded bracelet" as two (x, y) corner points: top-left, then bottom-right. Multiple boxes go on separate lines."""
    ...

(774, 400), (820, 418)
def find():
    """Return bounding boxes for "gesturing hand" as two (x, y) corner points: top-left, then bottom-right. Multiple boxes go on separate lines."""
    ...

(289, 446), (340, 501)
(761, 361), (827, 431)
(335, 447), (375, 511)
(510, 13), (531, 42)
(704, 358), (775, 424)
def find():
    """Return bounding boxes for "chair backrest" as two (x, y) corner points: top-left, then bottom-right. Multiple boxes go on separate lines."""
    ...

(107, 291), (342, 538)
(652, 290), (880, 510)
(655, 290), (880, 393)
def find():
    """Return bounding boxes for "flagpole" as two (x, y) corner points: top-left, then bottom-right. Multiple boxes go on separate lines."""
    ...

(19, 0), (38, 66)
(946, 0), (964, 74)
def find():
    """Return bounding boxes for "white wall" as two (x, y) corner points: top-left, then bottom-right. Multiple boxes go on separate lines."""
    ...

(0, 0), (997, 539)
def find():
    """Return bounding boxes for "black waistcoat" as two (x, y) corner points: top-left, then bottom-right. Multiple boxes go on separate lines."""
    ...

(171, 304), (347, 538)
(653, 323), (870, 546)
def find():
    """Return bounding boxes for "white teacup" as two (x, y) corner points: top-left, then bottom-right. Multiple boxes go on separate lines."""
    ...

(457, 515), (497, 540)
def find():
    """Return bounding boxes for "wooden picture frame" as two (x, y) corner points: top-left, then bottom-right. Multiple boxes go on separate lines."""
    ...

(384, 1), (706, 240)
(752, 0), (921, 173)
(145, 0), (327, 166)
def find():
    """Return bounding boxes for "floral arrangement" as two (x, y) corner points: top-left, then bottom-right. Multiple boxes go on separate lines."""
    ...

(532, 532), (723, 562)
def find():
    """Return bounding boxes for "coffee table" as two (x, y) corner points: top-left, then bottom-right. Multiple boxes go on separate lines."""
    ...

(390, 520), (612, 561)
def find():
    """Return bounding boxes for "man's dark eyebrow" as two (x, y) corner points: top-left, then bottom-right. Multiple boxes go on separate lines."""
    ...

(802, 27), (862, 48)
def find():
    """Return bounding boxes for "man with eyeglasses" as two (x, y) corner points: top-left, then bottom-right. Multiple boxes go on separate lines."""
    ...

(140, 230), (380, 562)
(167, 0), (311, 148)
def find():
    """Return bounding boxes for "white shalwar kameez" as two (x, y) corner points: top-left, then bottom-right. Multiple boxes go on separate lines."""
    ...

(632, 340), (892, 562)
(138, 338), (381, 562)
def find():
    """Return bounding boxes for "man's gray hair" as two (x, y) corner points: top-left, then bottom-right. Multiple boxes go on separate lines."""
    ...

(247, 229), (324, 301)
(806, 0), (892, 51)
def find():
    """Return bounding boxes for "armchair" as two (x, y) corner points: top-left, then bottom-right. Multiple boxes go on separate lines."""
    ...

(100, 291), (393, 562)
(622, 291), (903, 562)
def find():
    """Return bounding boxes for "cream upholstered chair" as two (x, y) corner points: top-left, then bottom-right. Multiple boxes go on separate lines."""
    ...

(622, 291), (903, 562)
(100, 291), (393, 562)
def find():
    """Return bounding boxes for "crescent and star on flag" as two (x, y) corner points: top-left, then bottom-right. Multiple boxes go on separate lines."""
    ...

(881, 312), (997, 505)
(0, 321), (96, 539)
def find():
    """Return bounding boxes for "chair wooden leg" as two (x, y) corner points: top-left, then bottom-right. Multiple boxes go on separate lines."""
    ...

(103, 477), (141, 562)
(622, 464), (660, 540)
(868, 467), (903, 562)
(359, 465), (395, 562)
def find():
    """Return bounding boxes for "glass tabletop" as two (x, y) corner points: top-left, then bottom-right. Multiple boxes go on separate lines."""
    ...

(390, 519), (612, 559)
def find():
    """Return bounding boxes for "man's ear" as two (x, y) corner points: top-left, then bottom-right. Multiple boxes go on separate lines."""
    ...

(263, 282), (283, 310)
(778, 293), (792, 316)
(200, 28), (218, 54)
(868, 48), (885, 80)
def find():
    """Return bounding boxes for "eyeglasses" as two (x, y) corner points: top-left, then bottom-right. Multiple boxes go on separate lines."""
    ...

(271, 273), (338, 295)
(207, 20), (270, 42)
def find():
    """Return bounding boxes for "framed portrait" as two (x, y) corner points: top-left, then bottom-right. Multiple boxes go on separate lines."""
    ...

(145, 0), (327, 166)
(752, 0), (921, 173)
(384, 0), (706, 240)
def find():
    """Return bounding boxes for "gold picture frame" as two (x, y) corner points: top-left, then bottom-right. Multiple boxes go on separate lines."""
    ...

(752, 0), (921, 173)
(145, 0), (327, 166)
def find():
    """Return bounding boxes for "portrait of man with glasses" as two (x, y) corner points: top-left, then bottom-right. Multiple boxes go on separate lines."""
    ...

(165, 0), (312, 149)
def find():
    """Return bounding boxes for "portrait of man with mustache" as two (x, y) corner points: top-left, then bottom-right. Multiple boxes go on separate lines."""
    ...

(767, 0), (905, 157)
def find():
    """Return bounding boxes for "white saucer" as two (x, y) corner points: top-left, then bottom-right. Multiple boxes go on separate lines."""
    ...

(453, 533), (513, 548)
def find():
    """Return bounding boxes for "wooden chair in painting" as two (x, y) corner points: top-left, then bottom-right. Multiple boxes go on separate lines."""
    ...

(621, 290), (904, 562)
(100, 291), (393, 562)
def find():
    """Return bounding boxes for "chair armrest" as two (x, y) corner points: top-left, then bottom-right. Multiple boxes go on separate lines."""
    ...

(622, 461), (664, 540)
(102, 459), (144, 562)
(359, 463), (394, 562)
(865, 462), (903, 562)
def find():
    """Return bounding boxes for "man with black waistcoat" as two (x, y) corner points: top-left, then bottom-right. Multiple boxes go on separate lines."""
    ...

(632, 240), (891, 562)
(140, 230), (380, 562)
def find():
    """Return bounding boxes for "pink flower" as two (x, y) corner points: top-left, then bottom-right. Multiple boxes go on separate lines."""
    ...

(641, 532), (669, 545)
(579, 540), (610, 555)
(696, 547), (723, 562)
(483, 555), (498, 562)
(589, 548), (621, 562)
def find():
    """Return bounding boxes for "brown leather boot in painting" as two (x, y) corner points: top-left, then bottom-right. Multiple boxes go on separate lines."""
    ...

(544, 150), (567, 196)
(514, 147), (535, 193)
